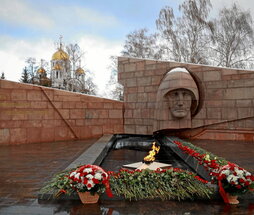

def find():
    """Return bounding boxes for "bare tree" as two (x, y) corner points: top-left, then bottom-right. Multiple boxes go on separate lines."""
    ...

(210, 3), (254, 68)
(25, 57), (37, 83)
(121, 28), (163, 59)
(156, 0), (213, 64)
(40, 59), (50, 72)
(66, 43), (84, 73)
(85, 76), (98, 95)
(105, 56), (123, 100)
(65, 43), (99, 95)
(108, 71), (124, 100)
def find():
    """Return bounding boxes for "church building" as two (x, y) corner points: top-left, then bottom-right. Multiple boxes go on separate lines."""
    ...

(35, 38), (86, 93)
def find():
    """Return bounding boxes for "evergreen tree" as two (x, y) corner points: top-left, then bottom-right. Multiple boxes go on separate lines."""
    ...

(1, 72), (5, 79)
(20, 67), (30, 83)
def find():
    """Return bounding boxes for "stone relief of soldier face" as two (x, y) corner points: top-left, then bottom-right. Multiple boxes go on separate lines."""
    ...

(153, 67), (200, 131)
(165, 89), (193, 119)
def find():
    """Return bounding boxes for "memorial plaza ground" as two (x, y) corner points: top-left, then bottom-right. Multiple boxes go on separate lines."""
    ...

(0, 137), (253, 215)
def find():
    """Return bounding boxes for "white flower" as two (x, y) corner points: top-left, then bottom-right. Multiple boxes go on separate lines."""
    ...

(76, 183), (85, 189)
(221, 170), (230, 176)
(75, 173), (80, 179)
(70, 171), (76, 177)
(235, 169), (244, 177)
(246, 172), (251, 176)
(227, 175), (239, 183)
(84, 168), (92, 173)
(86, 180), (95, 190)
(86, 174), (93, 179)
(95, 173), (102, 180)
(204, 154), (210, 161)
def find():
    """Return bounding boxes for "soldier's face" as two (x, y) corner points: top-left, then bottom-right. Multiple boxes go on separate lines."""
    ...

(166, 89), (192, 118)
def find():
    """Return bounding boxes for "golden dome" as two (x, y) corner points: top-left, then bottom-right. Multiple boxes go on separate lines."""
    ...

(76, 67), (85, 74)
(53, 63), (63, 71)
(52, 49), (69, 61)
(37, 67), (46, 74)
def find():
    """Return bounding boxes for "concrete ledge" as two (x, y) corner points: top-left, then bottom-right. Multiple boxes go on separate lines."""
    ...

(65, 134), (115, 170)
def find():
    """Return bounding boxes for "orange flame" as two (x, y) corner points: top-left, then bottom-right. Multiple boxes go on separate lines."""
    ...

(143, 142), (160, 163)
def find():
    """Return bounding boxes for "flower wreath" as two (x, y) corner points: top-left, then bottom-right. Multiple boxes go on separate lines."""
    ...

(69, 164), (113, 197)
(218, 163), (254, 203)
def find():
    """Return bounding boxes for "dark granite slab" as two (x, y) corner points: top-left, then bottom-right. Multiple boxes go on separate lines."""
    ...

(158, 136), (212, 181)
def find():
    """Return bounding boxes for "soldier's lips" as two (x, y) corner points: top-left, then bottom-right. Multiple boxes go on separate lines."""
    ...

(173, 109), (186, 112)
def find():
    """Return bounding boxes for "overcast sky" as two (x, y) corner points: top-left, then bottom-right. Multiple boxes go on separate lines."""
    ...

(0, 0), (253, 94)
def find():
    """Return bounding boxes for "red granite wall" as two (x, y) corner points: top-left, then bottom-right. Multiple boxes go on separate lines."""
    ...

(0, 80), (123, 145)
(118, 57), (254, 141)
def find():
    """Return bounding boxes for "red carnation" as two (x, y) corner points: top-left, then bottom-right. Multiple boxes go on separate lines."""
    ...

(83, 178), (88, 184)
(92, 178), (99, 184)
(79, 166), (85, 172)
(218, 174), (226, 180)
(230, 166), (235, 171)
(245, 181), (250, 186)
(236, 185), (242, 189)
(60, 189), (66, 194)
(239, 178), (245, 183)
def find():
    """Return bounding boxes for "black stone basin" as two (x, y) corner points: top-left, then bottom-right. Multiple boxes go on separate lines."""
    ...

(100, 134), (211, 181)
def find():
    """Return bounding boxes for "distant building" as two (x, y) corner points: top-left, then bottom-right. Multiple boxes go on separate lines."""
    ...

(51, 42), (71, 89)
(35, 38), (86, 93)
(34, 61), (51, 87)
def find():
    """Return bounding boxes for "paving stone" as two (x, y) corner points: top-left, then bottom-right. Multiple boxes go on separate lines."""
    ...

(0, 138), (97, 207)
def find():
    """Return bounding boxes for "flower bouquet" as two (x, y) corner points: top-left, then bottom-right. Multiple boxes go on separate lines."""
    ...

(218, 163), (254, 204)
(69, 164), (113, 204)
